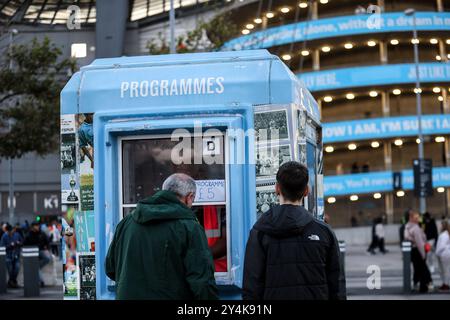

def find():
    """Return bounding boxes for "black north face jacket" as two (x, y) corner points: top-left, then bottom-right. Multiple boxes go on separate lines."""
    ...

(242, 204), (346, 300)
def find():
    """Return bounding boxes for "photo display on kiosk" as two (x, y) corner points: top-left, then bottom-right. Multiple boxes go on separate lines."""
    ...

(119, 131), (229, 274)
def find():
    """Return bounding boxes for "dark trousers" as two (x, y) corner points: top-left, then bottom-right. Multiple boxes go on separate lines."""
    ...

(368, 236), (386, 253)
(411, 247), (432, 292)
(6, 256), (20, 283)
(367, 236), (377, 252)
(378, 238), (386, 253)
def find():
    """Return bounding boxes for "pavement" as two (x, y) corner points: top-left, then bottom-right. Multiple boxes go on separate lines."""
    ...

(0, 254), (63, 300)
(0, 285), (63, 300)
(345, 244), (450, 300)
(1, 245), (450, 300)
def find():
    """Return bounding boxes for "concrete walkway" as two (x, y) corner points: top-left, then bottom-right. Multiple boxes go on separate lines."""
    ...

(0, 286), (62, 300)
(0, 254), (63, 300)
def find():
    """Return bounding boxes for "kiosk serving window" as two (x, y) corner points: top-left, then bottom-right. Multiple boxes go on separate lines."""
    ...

(119, 133), (230, 274)
(121, 136), (225, 206)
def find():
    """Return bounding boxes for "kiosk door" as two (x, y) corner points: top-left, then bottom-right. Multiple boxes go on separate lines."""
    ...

(118, 132), (230, 274)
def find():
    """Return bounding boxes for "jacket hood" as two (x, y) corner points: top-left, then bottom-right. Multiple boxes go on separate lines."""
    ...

(254, 204), (314, 238)
(131, 190), (197, 224)
(405, 221), (419, 232)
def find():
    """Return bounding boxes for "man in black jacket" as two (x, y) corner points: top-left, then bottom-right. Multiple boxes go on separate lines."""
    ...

(243, 161), (346, 300)
(24, 221), (51, 287)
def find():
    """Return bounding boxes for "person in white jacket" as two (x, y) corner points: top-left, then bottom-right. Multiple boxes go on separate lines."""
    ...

(436, 220), (450, 291)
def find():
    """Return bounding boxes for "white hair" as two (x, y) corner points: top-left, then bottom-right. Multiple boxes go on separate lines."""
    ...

(162, 173), (196, 198)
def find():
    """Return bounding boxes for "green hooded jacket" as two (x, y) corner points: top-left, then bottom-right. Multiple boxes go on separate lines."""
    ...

(105, 190), (218, 300)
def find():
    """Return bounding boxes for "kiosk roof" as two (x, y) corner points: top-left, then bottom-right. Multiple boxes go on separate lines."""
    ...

(62, 50), (320, 122)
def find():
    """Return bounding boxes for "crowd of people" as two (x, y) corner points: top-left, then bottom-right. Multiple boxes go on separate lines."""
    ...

(364, 210), (450, 293)
(0, 219), (62, 289)
(105, 162), (346, 300)
(400, 210), (450, 293)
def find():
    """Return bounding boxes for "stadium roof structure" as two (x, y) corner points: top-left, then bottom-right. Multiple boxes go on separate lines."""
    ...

(0, 0), (221, 26)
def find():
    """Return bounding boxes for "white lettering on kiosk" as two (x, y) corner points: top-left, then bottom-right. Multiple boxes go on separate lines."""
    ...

(121, 77), (225, 98)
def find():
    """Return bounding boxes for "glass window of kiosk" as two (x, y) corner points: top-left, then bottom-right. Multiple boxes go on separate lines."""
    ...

(306, 141), (317, 216)
(119, 132), (229, 274)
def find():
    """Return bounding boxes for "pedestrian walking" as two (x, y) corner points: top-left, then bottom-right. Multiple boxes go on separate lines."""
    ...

(367, 217), (378, 255)
(242, 161), (346, 300)
(436, 220), (450, 291)
(105, 173), (218, 300)
(399, 210), (411, 247)
(423, 212), (438, 273)
(0, 224), (23, 288)
(375, 217), (387, 254)
(404, 210), (433, 293)
(24, 221), (52, 287)
(49, 222), (61, 257)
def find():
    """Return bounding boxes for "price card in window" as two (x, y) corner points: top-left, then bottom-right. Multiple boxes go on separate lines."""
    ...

(194, 180), (226, 204)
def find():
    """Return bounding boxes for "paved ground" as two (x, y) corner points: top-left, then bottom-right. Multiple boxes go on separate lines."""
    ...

(0, 285), (62, 300)
(345, 244), (450, 300)
(1, 245), (450, 300)
(0, 255), (63, 300)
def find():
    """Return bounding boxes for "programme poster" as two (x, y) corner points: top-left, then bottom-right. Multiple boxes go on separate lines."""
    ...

(77, 253), (96, 300)
(62, 206), (78, 299)
(74, 210), (96, 253)
(254, 108), (290, 142)
(78, 113), (94, 211)
(256, 184), (279, 219)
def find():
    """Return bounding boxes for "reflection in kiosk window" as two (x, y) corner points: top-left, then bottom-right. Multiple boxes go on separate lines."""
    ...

(306, 141), (317, 216)
(120, 134), (228, 273)
(121, 137), (225, 204)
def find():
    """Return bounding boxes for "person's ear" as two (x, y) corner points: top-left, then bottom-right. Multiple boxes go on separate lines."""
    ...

(275, 183), (281, 196)
(303, 185), (309, 198)
(185, 192), (195, 207)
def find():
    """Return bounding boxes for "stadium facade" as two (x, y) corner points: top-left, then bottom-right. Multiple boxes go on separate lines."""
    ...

(0, 0), (449, 227)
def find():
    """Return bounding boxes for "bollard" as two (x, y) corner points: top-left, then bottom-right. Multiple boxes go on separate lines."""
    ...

(339, 241), (346, 273)
(402, 241), (412, 294)
(0, 247), (6, 294)
(338, 240), (346, 296)
(22, 246), (40, 297)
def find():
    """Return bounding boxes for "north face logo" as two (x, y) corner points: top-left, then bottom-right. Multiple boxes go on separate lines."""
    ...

(308, 234), (320, 241)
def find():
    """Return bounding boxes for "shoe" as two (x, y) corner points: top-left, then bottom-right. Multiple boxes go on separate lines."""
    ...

(419, 287), (429, 293)
(40, 281), (45, 288)
(438, 284), (450, 291)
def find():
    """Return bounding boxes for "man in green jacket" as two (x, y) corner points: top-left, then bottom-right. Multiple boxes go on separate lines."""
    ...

(105, 173), (218, 300)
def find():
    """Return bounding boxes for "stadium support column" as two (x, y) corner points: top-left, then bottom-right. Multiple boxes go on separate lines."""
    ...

(312, 50), (320, 71)
(439, 40), (448, 62)
(382, 91), (394, 224)
(436, 0), (444, 12)
(377, 0), (385, 12)
(95, 0), (129, 58)
(379, 41), (388, 65)
(311, 0), (318, 20)
(317, 99), (322, 118)
(262, 17), (268, 30)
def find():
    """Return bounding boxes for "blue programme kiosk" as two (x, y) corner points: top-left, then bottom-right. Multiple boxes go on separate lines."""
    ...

(60, 49), (323, 300)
